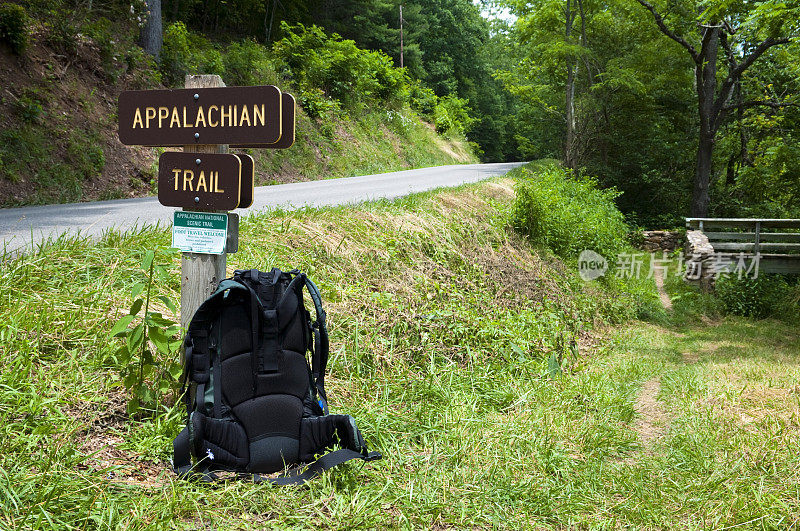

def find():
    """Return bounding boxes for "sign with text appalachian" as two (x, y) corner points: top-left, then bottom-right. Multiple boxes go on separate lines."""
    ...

(118, 86), (283, 146)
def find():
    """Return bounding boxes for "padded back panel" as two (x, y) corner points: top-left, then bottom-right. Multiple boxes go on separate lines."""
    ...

(221, 351), (310, 407)
(233, 394), (302, 473)
(282, 310), (306, 353)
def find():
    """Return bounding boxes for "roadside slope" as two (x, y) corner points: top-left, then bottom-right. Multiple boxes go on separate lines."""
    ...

(0, 176), (649, 529)
(0, 32), (475, 207)
(0, 162), (523, 253)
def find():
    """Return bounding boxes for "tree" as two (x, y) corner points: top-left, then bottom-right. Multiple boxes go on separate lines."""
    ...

(635, 0), (795, 216)
(140, 0), (163, 57)
(499, 0), (701, 224)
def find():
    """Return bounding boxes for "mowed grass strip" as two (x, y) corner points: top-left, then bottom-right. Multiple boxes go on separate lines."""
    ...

(0, 176), (796, 528)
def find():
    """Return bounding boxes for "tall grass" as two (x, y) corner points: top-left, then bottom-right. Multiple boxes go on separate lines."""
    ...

(512, 163), (628, 262)
(3, 177), (796, 528)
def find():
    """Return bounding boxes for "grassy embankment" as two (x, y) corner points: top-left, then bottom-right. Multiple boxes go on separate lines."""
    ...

(1, 168), (799, 528)
(0, 21), (474, 207)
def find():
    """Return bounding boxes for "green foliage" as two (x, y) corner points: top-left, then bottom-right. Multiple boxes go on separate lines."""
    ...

(8, 181), (800, 526)
(13, 92), (44, 123)
(223, 40), (276, 86)
(108, 248), (183, 415)
(512, 163), (629, 262)
(162, 0), (518, 160)
(66, 131), (105, 178)
(715, 274), (791, 319)
(433, 94), (474, 135)
(85, 17), (122, 82)
(499, 0), (800, 223)
(0, 124), (96, 201)
(124, 45), (163, 88)
(160, 22), (224, 87)
(0, 1), (482, 204)
(45, 14), (80, 55)
(409, 81), (438, 116)
(274, 23), (407, 115)
(0, 2), (28, 54)
(298, 87), (342, 119)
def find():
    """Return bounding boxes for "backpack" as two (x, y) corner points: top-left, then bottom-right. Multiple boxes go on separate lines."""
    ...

(172, 268), (381, 484)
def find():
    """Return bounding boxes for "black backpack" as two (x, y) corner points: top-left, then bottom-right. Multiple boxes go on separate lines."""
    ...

(172, 268), (381, 484)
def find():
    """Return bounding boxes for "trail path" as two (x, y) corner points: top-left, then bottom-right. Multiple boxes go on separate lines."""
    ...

(628, 268), (673, 456)
(653, 268), (672, 310)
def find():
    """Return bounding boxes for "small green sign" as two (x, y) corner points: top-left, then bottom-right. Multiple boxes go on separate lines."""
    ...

(172, 212), (228, 254)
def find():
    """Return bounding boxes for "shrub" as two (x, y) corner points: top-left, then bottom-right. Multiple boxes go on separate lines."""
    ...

(298, 87), (341, 119)
(125, 46), (162, 88)
(159, 22), (191, 85)
(434, 94), (474, 135)
(14, 94), (43, 122)
(0, 2), (28, 54)
(273, 22), (407, 114)
(86, 17), (121, 82)
(67, 131), (105, 180)
(46, 15), (80, 55)
(223, 40), (276, 86)
(715, 274), (790, 318)
(160, 22), (223, 87)
(512, 164), (629, 263)
(409, 82), (438, 117)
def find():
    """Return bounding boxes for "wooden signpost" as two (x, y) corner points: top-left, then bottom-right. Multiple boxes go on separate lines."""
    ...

(118, 74), (296, 330)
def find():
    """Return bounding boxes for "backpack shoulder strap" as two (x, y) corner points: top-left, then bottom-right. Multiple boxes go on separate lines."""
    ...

(304, 276), (330, 414)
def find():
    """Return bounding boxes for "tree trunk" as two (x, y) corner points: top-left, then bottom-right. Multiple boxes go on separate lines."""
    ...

(735, 80), (751, 167)
(692, 132), (713, 216)
(565, 64), (577, 168)
(690, 26), (719, 217)
(564, 0), (577, 169)
(139, 0), (162, 58)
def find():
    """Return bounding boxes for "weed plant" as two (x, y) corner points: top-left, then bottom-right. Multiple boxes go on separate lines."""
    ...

(512, 163), (629, 264)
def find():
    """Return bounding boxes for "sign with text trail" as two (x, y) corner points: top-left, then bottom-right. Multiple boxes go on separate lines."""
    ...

(158, 152), (244, 210)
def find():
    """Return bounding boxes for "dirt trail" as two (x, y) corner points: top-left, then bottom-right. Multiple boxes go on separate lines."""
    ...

(653, 268), (672, 310)
(631, 378), (668, 453)
(629, 269), (673, 456)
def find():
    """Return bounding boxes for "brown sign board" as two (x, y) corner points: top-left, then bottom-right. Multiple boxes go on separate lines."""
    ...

(158, 152), (241, 210)
(232, 93), (296, 149)
(118, 86), (282, 146)
(235, 154), (255, 209)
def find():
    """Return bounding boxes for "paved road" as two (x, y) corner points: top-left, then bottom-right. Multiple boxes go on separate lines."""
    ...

(0, 162), (524, 253)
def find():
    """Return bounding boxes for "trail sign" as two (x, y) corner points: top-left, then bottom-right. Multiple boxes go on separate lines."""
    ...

(172, 211), (228, 255)
(118, 85), (283, 146)
(235, 154), (255, 209)
(116, 75), (298, 331)
(158, 152), (242, 210)
(233, 93), (296, 149)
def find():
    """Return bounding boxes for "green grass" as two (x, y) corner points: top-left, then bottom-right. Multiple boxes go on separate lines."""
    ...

(0, 31), (475, 206)
(1, 178), (798, 528)
(248, 107), (475, 186)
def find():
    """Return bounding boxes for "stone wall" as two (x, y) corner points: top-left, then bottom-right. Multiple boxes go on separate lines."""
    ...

(639, 230), (683, 252)
(684, 230), (716, 290)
